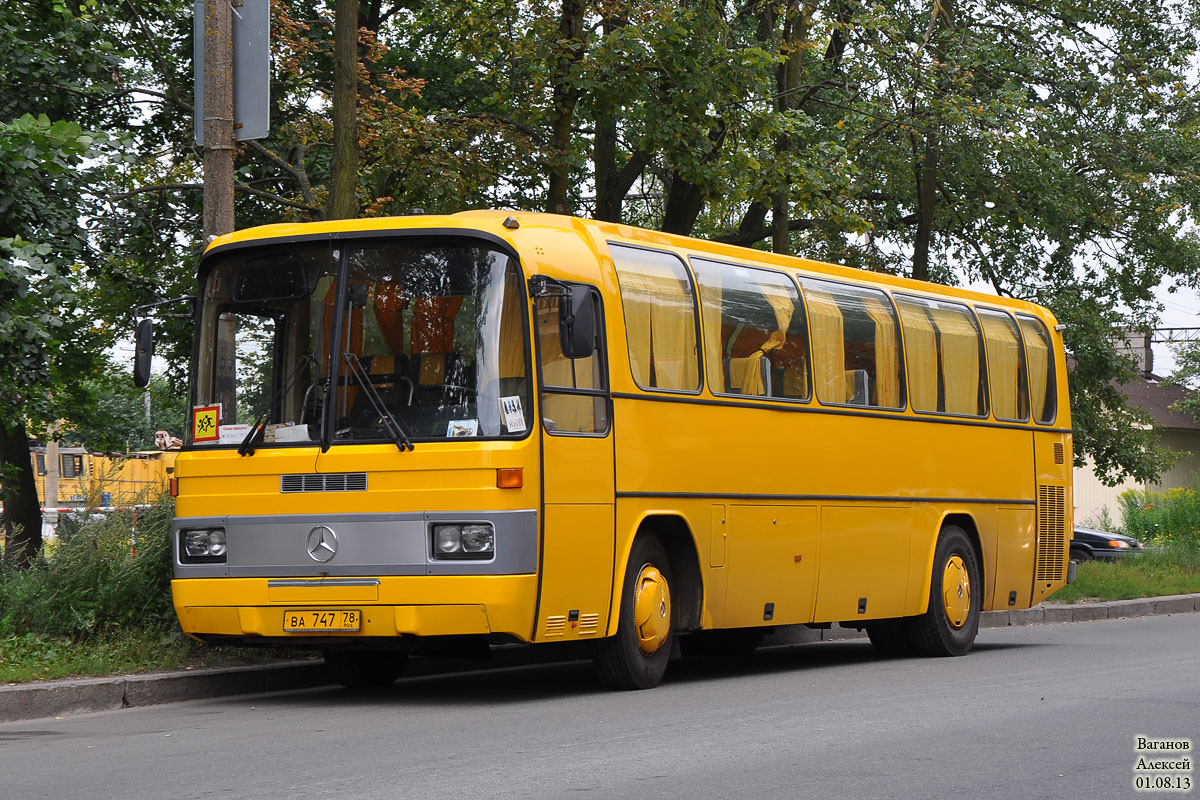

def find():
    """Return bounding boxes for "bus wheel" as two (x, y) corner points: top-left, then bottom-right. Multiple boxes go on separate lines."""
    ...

(324, 650), (406, 690)
(594, 535), (674, 690)
(865, 620), (913, 658)
(906, 525), (981, 657)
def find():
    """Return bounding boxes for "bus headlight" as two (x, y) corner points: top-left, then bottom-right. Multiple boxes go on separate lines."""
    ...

(431, 523), (494, 559)
(181, 528), (227, 562)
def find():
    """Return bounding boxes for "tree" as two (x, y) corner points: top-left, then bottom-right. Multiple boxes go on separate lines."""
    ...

(0, 2), (130, 567)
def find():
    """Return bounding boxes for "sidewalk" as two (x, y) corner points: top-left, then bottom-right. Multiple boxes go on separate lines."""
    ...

(2, 593), (1197, 723)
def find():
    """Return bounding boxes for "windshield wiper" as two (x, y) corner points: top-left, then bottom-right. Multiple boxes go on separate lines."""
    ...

(342, 352), (415, 452)
(239, 352), (319, 456)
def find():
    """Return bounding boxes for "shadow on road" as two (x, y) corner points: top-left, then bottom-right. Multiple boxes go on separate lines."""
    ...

(241, 634), (1041, 710)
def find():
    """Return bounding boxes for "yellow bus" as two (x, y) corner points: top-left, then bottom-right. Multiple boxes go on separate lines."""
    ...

(146, 210), (1072, 690)
(30, 447), (177, 508)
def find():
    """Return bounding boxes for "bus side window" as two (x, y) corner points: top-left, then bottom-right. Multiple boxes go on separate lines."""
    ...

(691, 258), (809, 400)
(799, 278), (904, 410)
(896, 295), (986, 417)
(536, 289), (608, 435)
(1017, 314), (1056, 424)
(978, 308), (1029, 422)
(609, 245), (700, 393)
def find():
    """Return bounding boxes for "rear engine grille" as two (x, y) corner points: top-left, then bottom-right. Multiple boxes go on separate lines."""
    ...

(281, 473), (368, 493)
(1036, 484), (1066, 582)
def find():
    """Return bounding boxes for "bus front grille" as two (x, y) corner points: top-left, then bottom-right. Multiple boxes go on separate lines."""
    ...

(281, 473), (368, 493)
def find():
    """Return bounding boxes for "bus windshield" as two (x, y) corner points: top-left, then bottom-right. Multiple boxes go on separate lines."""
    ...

(191, 239), (531, 447)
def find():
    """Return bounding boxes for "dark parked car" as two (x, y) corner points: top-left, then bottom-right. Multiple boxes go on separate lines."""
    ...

(1070, 527), (1144, 562)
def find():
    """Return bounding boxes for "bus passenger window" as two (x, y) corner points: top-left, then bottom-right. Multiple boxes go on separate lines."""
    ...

(1017, 315), (1056, 424)
(895, 295), (985, 417)
(609, 245), (700, 393)
(691, 258), (809, 400)
(799, 278), (904, 409)
(978, 308), (1029, 422)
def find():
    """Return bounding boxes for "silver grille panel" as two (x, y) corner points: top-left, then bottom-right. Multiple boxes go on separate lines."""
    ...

(281, 473), (368, 493)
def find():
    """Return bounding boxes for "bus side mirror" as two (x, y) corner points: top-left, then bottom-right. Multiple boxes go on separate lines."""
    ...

(559, 285), (595, 359)
(134, 318), (154, 387)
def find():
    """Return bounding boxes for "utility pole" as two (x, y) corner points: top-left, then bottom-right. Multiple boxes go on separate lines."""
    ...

(202, 0), (235, 240)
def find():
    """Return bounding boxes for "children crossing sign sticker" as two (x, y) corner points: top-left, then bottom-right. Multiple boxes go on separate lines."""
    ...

(192, 404), (221, 443)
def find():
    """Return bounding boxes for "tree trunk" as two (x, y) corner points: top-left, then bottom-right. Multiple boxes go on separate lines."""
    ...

(771, 3), (810, 255)
(327, 0), (360, 220)
(661, 171), (706, 235)
(912, 0), (955, 282)
(546, 0), (585, 215)
(1, 421), (43, 570)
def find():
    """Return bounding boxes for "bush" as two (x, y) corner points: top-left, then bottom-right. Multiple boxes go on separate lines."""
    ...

(0, 498), (176, 639)
(1119, 479), (1200, 563)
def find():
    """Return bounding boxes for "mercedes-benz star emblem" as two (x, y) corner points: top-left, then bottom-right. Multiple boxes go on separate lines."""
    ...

(306, 525), (338, 563)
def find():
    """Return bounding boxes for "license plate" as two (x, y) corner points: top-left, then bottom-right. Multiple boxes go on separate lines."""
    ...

(282, 609), (361, 632)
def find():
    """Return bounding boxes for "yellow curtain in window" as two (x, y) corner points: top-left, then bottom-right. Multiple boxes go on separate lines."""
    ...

(805, 289), (845, 404)
(698, 276), (725, 393)
(862, 297), (900, 408)
(536, 299), (592, 431)
(498, 276), (526, 380)
(1020, 319), (1049, 421)
(617, 260), (698, 390)
(742, 288), (794, 396)
(929, 305), (981, 415)
(651, 281), (697, 390)
(981, 313), (1022, 419)
(900, 303), (937, 411)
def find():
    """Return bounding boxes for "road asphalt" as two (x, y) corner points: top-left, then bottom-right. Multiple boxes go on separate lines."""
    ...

(2, 593), (1197, 723)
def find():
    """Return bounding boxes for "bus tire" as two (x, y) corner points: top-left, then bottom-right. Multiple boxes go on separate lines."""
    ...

(324, 650), (406, 690)
(594, 535), (674, 690)
(905, 525), (981, 657)
(865, 620), (914, 658)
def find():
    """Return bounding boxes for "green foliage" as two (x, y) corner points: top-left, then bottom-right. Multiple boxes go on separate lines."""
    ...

(1120, 480), (1200, 554)
(0, 501), (176, 638)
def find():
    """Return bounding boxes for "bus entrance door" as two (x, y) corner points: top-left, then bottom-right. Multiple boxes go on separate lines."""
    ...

(532, 288), (615, 642)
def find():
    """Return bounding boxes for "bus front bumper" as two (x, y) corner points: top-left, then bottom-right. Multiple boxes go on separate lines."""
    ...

(171, 574), (538, 644)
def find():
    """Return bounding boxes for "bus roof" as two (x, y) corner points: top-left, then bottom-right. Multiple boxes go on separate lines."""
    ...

(204, 210), (1057, 322)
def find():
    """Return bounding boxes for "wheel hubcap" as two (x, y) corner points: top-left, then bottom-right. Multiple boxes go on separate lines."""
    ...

(942, 554), (971, 629)
(633, 564), (671, 654)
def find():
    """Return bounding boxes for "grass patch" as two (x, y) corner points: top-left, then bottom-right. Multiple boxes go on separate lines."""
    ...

(1050, 547), (1200, 604)
(0, 629), (310, 684)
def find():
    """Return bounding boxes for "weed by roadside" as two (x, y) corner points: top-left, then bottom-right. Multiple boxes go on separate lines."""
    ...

(0, 500), (304, 684)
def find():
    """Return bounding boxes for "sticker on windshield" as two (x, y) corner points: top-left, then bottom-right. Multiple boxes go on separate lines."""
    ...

(192, 404), (221, 444)
(447, 419), (479, 437)
(218, 424), (252, 444)
(500, 396), (526, 433)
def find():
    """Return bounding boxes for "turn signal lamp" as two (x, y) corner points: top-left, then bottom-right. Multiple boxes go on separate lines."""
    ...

(496, 468), (523, 488)
(1107, 540), (1130, 549)
(169, 477), (179, 497)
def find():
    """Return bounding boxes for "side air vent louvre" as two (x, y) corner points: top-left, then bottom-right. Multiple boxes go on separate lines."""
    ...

(1053, 442), (1065, 465)
(1036, 484), (1066, 583)
(281, 473), (368, 493)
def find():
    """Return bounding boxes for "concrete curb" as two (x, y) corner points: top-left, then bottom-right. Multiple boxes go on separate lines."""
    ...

(2, 594), (1198, 723)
